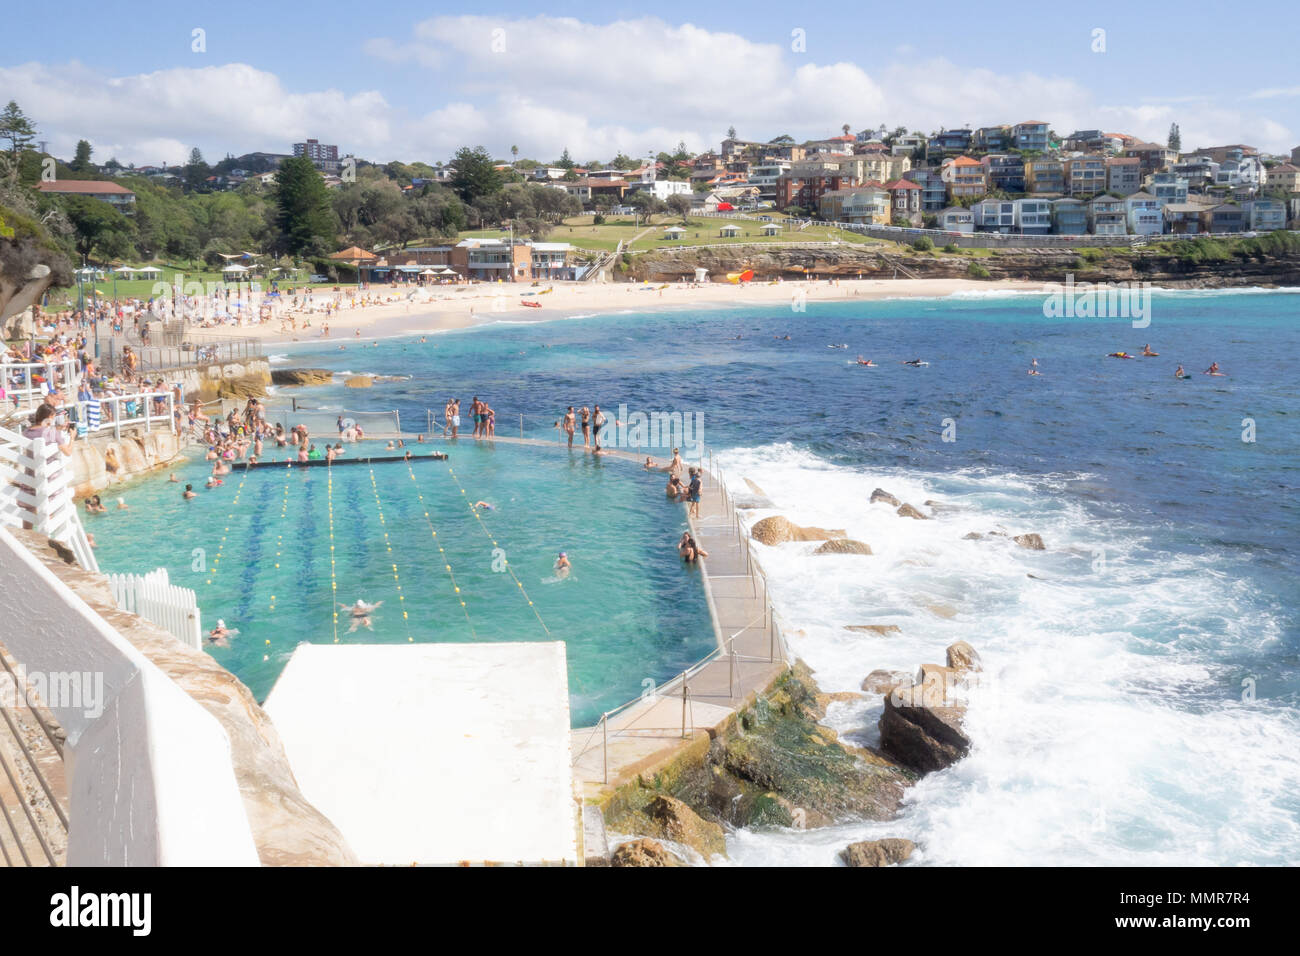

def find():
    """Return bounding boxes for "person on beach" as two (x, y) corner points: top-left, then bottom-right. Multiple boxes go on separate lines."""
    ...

(563, 407), (576, 447)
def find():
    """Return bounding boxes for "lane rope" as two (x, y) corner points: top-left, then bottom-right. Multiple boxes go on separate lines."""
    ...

(367, 465), (413, 642)
(404, 460), (477, 638)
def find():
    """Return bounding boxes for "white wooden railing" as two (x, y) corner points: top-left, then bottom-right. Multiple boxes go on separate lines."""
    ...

(107, 568), (202, 650)
(0, 526), (259, 866)
(0, 424), (98, 573)
(1, 357), (78, 409)
(77, 390), (176, 439)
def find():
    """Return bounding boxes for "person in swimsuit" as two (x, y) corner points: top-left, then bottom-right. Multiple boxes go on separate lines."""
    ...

(183, 484), (197, 499)
(1175, 365), (1186, 378)
(686, 467), (702, 518)
(1204, 362), (1225, 376)
(554, 552), (571, 578)
(592, 405), (607, 453)
(563, 407), (576, 447)
(678, 532), (709, 563)
(580, 406), (591, 446)
(1141, 344), (1158, 356)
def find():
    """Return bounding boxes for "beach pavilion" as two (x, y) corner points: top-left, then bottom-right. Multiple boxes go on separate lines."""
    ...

(718, 223), (741, 238)
(760, 221), (782, 236)
(663, 225), (686, 239)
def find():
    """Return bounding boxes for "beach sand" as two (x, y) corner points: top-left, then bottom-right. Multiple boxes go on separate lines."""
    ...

(195, 277), (1046, 345)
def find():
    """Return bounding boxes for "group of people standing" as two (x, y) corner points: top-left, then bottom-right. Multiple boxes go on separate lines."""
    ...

(443, 397), (495, 438)
(558, 405), (609, 452)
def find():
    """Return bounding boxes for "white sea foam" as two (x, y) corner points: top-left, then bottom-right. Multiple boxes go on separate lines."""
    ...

(268, 353), (291, 365)
(715, 442), (1299, 866)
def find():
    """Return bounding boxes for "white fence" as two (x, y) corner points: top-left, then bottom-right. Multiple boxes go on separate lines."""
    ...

(107, 568), (202, 650)
(1, 357), (78, 410)
(77, 390), (177, 439)
(0, 526), (259, 866)
(0, 424), (98, 573)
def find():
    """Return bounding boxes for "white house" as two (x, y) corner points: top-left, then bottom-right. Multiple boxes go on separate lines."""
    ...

(1013, 198), (1052, 234)
(1124, 191), (1163, 236)
(971, 199), (1015, 233)
(939, 207), (974, 233)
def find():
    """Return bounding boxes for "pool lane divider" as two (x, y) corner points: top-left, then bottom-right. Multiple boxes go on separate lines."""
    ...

(444, 464), (551, 638)
(404, 460), (478, 638)
(204, 460), (251, 589)
(327, 460), (340, 643)
(367, 465), (413, 642)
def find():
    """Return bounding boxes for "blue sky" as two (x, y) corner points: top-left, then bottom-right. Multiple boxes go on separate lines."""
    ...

(3, 1), (1297, 166)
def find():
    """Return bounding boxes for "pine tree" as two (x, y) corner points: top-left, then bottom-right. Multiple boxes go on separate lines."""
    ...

(1167, 123), (1182, 153)
(72, 139), (93, 172)
(275, 155), (335, 255)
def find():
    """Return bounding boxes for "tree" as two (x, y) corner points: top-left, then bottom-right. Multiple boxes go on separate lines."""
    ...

(666, 193), (693, 223)
(274, 155), (334, 255)
(0, 101), (36, 183)
(449, 145), (503, 204)
(511, 144), (519, 163)
(62, 195), (134, 261)
(769, 134), (794, 145)
(72, 140), (93, 173)
(1167, 123), (1182, 153)
(727, 126), (737, 140)
(557, 148), (574, 170)
(184, 147), (211, 193)
(842, 124), (851, 137)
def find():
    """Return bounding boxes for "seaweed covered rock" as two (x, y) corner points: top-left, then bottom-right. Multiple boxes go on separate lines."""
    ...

(602, 662), (912, 847)
(840, 838), (915, 867)
(644, 795), (727, 860)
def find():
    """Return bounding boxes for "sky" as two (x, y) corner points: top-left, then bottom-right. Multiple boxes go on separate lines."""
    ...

(3, 1), (1298, 168)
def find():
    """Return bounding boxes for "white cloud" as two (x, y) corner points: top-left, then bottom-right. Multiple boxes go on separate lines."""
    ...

(1, 16), (1294, 166)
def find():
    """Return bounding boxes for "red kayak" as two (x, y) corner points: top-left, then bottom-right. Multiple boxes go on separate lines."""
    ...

(522, 301), (542, 308)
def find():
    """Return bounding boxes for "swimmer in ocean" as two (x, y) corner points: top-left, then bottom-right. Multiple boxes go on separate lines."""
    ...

(554, 552), (571, 578)
(856, 356), (874, 366)
(474, 500), (494, 511)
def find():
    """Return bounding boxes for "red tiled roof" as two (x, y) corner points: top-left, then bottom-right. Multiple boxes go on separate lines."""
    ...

(35, 179), (133, 195)
(948, 156), (982, 167)
(882, 178), (921, 189)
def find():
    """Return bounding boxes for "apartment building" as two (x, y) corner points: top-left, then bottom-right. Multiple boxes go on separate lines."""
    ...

(1086, 195), (1128, 235)
(929, 129), (973, 157)
(1065, 156), (1108, 197)
(904, 168), (948, 212)
(1150, 173), (1189, 206)
(1024, 159), (1065, 195)
(984, 154), (1026, 193)
(1106, 157), (1142, 195)
(294, 139), (340, 173)
(971, 198), (1016, 233)
(938, 206), (975, 233)
(1051, 198), (1088, 234)
(1012, 121), (1051, 152)
(1124, 191), (1163, 235)
(1265, 162), (1300, 194)
(818, 184), (891, 224)
(1241, 198), (1286, 231)
(973, 126), (1012, 153)
(1013, 198), (1053, 234)
(882, 178), (923, 222)
(940, 156), (987, 199)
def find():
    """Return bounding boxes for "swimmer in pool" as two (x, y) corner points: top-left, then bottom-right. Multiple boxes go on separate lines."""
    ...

(340, 599), (382, 632)
(474, 500), (493, 511)
(207, 619), (235, 647)
(183, 483), (197, 499)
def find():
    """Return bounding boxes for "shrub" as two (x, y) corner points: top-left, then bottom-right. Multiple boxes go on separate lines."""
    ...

(912, 236), (934, 251)
(967, 262), (991, 279)
(942, 243), (959, 253)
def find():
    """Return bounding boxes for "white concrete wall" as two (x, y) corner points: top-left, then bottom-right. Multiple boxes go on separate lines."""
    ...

(0, 527), (259, 866)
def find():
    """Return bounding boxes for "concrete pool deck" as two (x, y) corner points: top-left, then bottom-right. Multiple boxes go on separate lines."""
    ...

(264, 641), (579, 865)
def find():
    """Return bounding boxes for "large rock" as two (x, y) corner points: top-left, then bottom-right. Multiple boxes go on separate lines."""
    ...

(869, 488), (900, 507)
(946, 641), (982, 673)
(840, 837), (915, 867)
(896, 503), (929, 520)
(750, 515), (846, 545)
(1014, 533), (1045, 550)
(845, 624), (901, 636)
(879, 679), (971, 774)
(644, 795), (728, 860)
(215, 373), (268, 399)
(861, 669), (911, 694)
(343, 376), (373, 388)
(610, 838), (683, 867)
(814, 539), (872, 556)
(271, 368), (334, 386)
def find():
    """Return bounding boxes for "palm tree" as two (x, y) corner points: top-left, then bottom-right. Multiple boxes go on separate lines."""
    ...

(511, 144), (519, 163)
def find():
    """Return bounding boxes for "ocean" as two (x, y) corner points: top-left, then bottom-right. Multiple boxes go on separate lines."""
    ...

(106, 288), (1300, 865)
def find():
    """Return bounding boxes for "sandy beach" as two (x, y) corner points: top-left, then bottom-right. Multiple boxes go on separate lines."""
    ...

(195, 277), (1048, 345)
